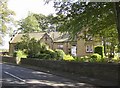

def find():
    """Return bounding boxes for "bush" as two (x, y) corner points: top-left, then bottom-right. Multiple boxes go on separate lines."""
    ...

(75, 57), (84, 62)
(111, 56), (120, 63)
(13, 51), (17, 57)
(36, 54), (50, 60)
(55, 49), (66, 60)
(16, 50), (27, 59)
(94, 45), (105, 58)
(108, 55), (120, 63)
(90, 53), (103, 62)
(13, 50), (27, 64)
(74, 56), (90, 62)
(63, 55), (75, 61)
(45, 49), (56, 59)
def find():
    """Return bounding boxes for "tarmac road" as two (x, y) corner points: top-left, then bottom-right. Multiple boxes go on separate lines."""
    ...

(0, 63), (99, 88)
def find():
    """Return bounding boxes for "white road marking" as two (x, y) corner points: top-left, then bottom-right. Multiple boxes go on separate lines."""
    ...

(4, 71), (26, 82)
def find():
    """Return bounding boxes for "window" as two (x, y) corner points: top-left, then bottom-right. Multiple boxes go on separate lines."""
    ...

(86, 45), (93, 53)
(58, 45), (63, 49)
(71, 46), (77, 56)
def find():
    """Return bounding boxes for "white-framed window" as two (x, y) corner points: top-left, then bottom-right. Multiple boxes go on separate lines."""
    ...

(86, 45), (93, 53)
(58, 44), (63, 49)
(71, 46), (77, 56)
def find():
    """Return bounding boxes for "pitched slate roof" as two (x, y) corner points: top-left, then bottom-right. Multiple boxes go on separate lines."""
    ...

(9, 32), (45, 43)
(9, 32), (71, 43)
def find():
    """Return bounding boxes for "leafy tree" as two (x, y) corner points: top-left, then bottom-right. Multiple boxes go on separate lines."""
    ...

(15, 35), (49, 58)
(115, 2), (120, 52)
(33, 13), (57, 32)
(0, 0), (15, 33)
(52, 1), (120, 51)
(33, 14), (48, 31)
(15, 34), (30, 53)
(0, 0), (15, 43)
(18, 13), (41, 33)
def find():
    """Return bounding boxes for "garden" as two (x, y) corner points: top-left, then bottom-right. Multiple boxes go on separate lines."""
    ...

(14, 35), (120, 63)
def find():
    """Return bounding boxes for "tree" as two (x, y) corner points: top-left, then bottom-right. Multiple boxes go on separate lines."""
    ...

(33, 14), (48, 31)
(15, 35), (49, 58)
(0, 0), (15, 33)
(33, 13), (58, 32)
(18, 13), (41, 33)
(53, 1), (120, 52)
(115, 2), (120, 52)
(0, 0), (15, 43)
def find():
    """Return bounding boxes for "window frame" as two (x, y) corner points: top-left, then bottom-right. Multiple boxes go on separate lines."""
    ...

(86, 45), (93, 53)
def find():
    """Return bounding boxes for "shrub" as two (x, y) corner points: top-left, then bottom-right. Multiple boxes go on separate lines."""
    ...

(63, 55), (75, 61)
(16, 50), (27, 59)
(108, 55), (120, 63)
(108, 54), (114, 58)
(90, 53), (103, 62)
(45, 49), (56, 59)
(94, 45), (105, 58)
(13, 51), (17, 57)
(111, 56), (120, 63)
(13, 50), (27, 64)
(79, 57), (86, 62)
(55, 49), (66, 60)
(36, 54), (50, 60)
(74, 56), (90, 62)
(16, 37), (50, 58)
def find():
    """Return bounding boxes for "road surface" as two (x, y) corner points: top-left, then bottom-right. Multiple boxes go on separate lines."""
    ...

(1, 63), (98, 88)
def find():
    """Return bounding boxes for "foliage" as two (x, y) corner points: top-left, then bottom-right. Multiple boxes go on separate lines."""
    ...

(19, 13), (57, 32)
(27, 39), (49, 58)
(54, 2), (115, 35)
(107, 53), (120, 63)
(13, 51), (17, 57)
(33, 14), (49, 31)
(63, 55), (74, 61)
(16, 35), (51, 59)
(0, 0), (15, 33)
(16, 50), (27, 58)
(94, 45), (105, 58)
(90, 53), (103, 62)
(55, 49), (66, 60)
(74, 56), (90, 62)
(0, 0), (15, 44)
(18, 13), (41, 33)
(13, 50), (27, 64)
(74, 54), (104, 62)
(53, 1), (120, 52)
(35, 54), (51, 60)
(45, 49), (56, 59)
(114, 2), (120, 52)
(13, 50), (27, 58)
(15, 34), (30, 52)
(111, 55), (120, 63)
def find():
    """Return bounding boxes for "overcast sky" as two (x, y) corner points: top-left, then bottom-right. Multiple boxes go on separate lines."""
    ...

(8, 0), (56, 20)
(0, 0), (56, 50)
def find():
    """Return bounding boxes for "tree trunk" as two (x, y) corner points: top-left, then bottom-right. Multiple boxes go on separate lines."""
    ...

(115, 2), (120, 52)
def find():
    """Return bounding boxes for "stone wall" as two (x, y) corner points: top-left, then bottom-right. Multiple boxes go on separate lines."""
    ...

(20, 58), (119, 84)
(2, 56), (16, 64)
(2, 56), (119, 85)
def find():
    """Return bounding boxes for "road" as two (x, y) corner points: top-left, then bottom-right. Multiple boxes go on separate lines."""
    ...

(0, 63), (98, 88)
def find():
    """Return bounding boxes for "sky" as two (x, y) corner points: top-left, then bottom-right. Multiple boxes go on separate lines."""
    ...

(8, 0), (56, 20)
(0, 0), (56, 50)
